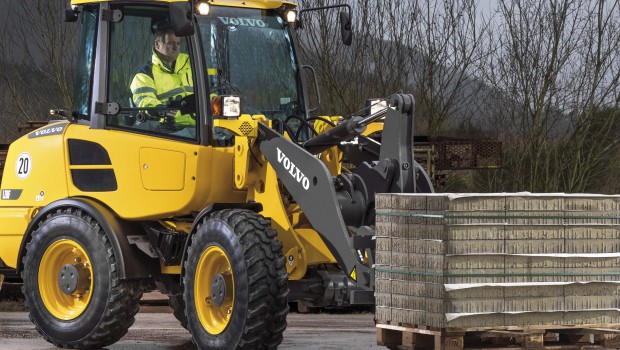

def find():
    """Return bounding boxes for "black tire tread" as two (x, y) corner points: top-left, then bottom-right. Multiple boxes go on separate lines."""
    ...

(185, 209), (288, 350)
(21, 208), (142, 349)
(168, 293), (188, 329)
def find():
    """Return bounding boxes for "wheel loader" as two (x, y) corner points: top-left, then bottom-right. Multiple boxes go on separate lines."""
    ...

(0, 0), (434, 348)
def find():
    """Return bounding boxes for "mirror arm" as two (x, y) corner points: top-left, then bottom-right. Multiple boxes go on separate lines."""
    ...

(298, 4), (351, 22)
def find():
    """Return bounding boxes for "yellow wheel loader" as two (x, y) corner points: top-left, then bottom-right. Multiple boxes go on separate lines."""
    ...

(0, 0), (434, 349)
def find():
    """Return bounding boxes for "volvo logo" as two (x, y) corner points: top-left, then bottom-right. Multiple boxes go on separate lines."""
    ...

(35, 127), (63, 136)
(28, 124), (66, 139)
(218, 17), (267, 28)
(276, 147), (310, 190)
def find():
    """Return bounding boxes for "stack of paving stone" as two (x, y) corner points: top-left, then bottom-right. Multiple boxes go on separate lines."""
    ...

(374, 193), (620, 328)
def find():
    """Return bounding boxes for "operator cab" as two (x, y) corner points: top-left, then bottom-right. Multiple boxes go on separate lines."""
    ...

(70, 1), (306, 146)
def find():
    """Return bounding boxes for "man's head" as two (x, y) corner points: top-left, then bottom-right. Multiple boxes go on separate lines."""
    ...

(154, 27), (181, 64)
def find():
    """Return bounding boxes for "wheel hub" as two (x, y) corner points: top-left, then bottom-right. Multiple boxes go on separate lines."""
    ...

(211, 273), (227, 306)
(195, 245), (235, 335)
(58, 263), (90, 296)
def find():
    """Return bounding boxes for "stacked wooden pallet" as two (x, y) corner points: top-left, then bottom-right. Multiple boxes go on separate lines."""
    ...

(375, 193), (620, 329)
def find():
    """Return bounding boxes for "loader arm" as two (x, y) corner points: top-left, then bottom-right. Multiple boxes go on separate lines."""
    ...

(257, 123), (373, 289)
(256, 93), (431, 291)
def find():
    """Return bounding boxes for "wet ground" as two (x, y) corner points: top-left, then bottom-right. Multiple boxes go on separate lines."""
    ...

(0, 309), (383, 349)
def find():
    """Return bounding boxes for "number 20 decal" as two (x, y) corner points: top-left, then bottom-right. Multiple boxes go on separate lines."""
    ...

(15, 152), (32, 180)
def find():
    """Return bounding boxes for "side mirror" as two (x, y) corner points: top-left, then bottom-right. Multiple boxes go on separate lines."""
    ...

(63, 8), (79, 22)
(170, 3), (195, 37)
(339, 11), (352, 46)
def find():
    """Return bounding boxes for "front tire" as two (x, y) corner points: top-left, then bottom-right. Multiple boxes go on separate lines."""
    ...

(184, 209), (289, 349)
(21, 208), (142, 349)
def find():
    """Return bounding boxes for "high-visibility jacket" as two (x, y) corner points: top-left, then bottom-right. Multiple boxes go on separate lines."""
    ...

(130, 51), (194, 126)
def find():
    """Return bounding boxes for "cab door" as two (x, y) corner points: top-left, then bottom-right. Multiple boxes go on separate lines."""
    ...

(65, 2), (220, 219)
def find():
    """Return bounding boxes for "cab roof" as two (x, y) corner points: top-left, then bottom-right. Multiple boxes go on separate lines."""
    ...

(71, 0), (297, 9)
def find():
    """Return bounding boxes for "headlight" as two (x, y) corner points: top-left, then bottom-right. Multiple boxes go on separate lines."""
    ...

(285, 10), (297, 23)
(196, 1), (210, 16)
(212, 96), (241, 119)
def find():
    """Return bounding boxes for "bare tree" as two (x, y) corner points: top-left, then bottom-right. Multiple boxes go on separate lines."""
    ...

(480, 0), (620, 193)
(0, 0), (78, 143)
(408, 0), (492, 136)
(296, 0), (491, 138)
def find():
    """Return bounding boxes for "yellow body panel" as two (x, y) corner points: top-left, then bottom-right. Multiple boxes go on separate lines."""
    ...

(65, 124), (245, 219)
(362, 122), (384, 136)
(0, 122), (70, 208)
(249, 160), (307, 280)
(139, 148), (186, 191)
(0, 236), (21, 268)
(160, 264), (182, 274)
(0, 123), (71, 267)
(315, 117), (342, 176)
(0, 222), (28, 268)
(295, 228), (336, 265)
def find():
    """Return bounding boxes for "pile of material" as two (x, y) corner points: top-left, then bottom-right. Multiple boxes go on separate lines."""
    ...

(375, 193), (620, 328)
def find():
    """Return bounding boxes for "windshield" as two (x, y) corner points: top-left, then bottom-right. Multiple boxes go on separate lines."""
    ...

(197, 7), (303, 122)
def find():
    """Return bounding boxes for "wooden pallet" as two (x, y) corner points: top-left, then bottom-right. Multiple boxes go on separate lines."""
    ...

(376, 321), (620, 350)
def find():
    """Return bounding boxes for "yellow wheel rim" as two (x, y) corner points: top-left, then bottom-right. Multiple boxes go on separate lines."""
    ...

(195, 245), (234, 335)
(38, 239), (94, 320)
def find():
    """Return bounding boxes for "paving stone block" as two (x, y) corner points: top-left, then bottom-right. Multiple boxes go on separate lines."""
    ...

(391, 194), (427, 210)
(505, 225), (564, 240)
(374, 264), (391, 279)
(443, 269), (506, 284)
(506, 196), (564, 211)
(445, 224), (505, 241)
(375, 250), (391, 265)
(375, 279), (392, 294)
(375, 221), (392, 237)
(392, 294), (426, 310)
(506, 211), (564, 225)
(505, 239), (564, 254)
(391, 308), (425, 326)
(375, 292), (392, 307)
(504, 255), (564, 269)
(504, 268), (565, 283)
(446, 239), (505, 255)
(565, 225), (620, 239)
(566, 239), (620, 254)
(375, 193), (393, 210)
(564, 282), (620, 296)
(565, 196), (620, 211)
(564, 295), (620, 310)
(446, 210), (506, 225)
(375, 237), (391, 251)
(447, 285), (503, 299)
(445, 297), (504, 313)
(503, 284), (563, 297)
(391, 238), (409, 253)
(444, 255), (505, 270)
(564, 210), (620, 225)
(375, 306), (392, 322)
(562, 310), (620, 325)
(504, 296), (564, 312)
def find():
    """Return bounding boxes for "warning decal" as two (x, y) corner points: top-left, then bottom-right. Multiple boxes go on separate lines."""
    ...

(349, 267), (357, 281)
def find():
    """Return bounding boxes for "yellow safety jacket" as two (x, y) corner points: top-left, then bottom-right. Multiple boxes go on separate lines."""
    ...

(130, 51), (194, 126)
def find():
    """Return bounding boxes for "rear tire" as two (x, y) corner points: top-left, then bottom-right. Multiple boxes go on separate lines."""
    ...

(184, 209), (289, 350)
(168, 291), (188, 329)
(21, 208), (142, 349)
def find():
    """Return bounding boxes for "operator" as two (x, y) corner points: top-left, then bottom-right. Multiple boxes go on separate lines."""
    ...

(130, 23), (194, 127)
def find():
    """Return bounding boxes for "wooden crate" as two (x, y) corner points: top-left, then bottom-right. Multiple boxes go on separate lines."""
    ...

(376, 321), (620, 350)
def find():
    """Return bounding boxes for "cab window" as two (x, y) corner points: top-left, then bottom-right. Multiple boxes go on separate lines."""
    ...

(106, 5), (197, 141)
(71, 5), (99, 121)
